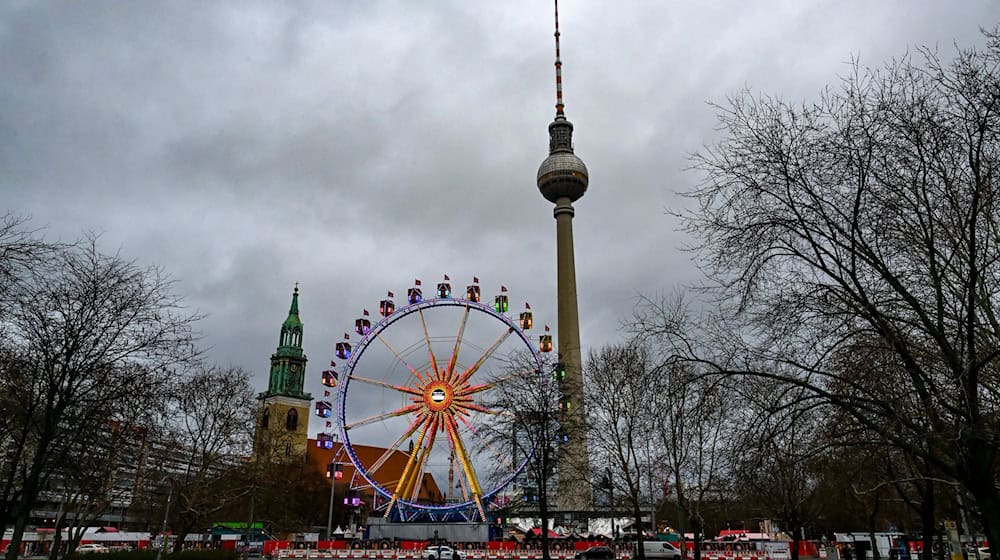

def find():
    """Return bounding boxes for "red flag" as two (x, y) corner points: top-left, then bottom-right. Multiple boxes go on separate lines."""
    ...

(363, 309), (370, 316)
(444, 274), (450, 281)
(545, 325), (550, 332)
(473, 276), (479, 284)
(501, 285), (508, 292)
(388, 291), (394, 298)
(415, 279), (422, 286)
(324, 390), (330, 397)
(330, 361), (336, 367)
(525, 302), (531, 309)
(344, 332), (350, 340)
(325, 421), (332, 427)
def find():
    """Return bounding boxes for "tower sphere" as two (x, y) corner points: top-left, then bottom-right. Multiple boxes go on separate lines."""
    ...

(537, 116), (589, 204)
(537, 153), (589, 203)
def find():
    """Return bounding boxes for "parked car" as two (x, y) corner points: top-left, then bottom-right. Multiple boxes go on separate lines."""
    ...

(575, 546), (615, 560)
(423, 545), (462, 560)
(76, 544), (109, 554)
(634, 541), (682, 560)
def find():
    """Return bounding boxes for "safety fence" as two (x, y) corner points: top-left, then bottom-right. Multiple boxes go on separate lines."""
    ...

(275, 549), (780, 560)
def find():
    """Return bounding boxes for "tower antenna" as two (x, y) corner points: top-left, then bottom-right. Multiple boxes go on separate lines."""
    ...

(553, 0), (564, 116)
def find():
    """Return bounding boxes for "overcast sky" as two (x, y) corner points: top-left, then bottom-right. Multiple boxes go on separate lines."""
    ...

(2, 1), (997, 442)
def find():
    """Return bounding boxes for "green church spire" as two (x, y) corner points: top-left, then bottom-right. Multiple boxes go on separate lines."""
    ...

(262, 284), (310, 399)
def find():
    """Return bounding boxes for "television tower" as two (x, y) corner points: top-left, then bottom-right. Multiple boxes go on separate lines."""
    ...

(536, 0), (592, 511)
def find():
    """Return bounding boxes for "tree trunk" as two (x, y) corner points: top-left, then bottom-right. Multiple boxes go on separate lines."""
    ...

(173, 530), (188, 554)
(867, 495), (881, 560)
(635, 501), (645, 560)
(790, 524), (801, 560)
(48, 503), (65, 560)
(973, 489), (1000, 560)
(5, 452), (48, 560)
(675, 485), (688, 560)
(920, 485), (935, 560)
(693, 517), (702, 560)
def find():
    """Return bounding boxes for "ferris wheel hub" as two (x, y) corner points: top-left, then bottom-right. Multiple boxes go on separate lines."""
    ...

(423, 380), (455, 412)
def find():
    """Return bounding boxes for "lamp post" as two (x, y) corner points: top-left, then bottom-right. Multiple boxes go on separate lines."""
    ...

(156, 480), (173, 560)
(326, 463), (336, 540)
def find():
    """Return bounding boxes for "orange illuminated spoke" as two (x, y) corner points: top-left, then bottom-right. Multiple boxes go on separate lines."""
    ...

(444, 415), (484, 496)
(454, 401), (494, 415)
(368, 414), (427, 477)
(457, 414), (515, 472)
(375, 332), (428, 384)
(387, 415), (434, 512)
(399, 416), (439, 501)
(350, 374), (422, 396)
(455, 327), (514, 386)
(407, 418), (439, 501)
(459, 369), (533, 396)
(417, 307), (441, 379)
(345, 403), (422, 431)
(445, 305), (472, 381)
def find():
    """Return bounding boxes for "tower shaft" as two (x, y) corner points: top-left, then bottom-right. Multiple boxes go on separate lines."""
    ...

(554, 198), (592, 511)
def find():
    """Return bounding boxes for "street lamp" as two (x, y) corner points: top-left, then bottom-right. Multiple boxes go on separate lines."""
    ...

(155, 479), (173, 560)
(326, 460), (343, 539)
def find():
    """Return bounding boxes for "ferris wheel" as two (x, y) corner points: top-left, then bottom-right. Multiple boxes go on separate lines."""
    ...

(316, 277), (552, 522)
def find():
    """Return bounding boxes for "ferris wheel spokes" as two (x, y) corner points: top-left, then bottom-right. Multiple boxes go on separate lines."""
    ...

(417, 306), (441, 379)
(444, 304), (472, 380)
(405, 417), (439, 502)
(392, 415), (438, 509)
(463, 368), (536, 395)
(349, 373), (422, 396)
(374, 331), (428, 384)
(345, 403), (423, 431)
(444, 414), (487, 520)
(366, 414), (428, 478)
(456, 412), (517, 472)
(384, 414), (433, 517)
(454, 326), (515, 386)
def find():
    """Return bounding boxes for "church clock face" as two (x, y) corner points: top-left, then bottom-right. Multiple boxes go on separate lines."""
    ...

(290, 364), (300, 372)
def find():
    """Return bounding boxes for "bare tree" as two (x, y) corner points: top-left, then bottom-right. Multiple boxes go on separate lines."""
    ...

(0, 215), (55, 538)
(655, 29), (1000, 553)
(586, 342), (661, 560)
(162, 365), (256, 551)
(652, 365), (732, 560)
(629, 296), (740, 560)
(482, 355), (560, 560)
(730, 381), (830, 560)
(2, 236), (200, 560)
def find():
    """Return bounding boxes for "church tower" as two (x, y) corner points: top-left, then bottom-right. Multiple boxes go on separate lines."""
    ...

(257, 285), (313, 460)
(537, 0), (593, 510)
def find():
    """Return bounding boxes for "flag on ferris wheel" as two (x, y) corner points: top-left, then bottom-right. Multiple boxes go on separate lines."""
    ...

(343, 332), (350, 340)
(525, 302), (531, 309)
(415, 279), (422, 286)
(324, 390), (330, 397)
(444, 274), (450, 281)
(473, 276), (479, 284)
(363, 309), (370, 316)
(545, 325), (550, 332)
(501, 285), (508, 292)
(388, 291), (394, 298)
(326, 421), (332, 427)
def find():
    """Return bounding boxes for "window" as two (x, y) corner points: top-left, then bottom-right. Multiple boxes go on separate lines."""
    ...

(286, 408), (298, 431)
(261, 407), (270, 429)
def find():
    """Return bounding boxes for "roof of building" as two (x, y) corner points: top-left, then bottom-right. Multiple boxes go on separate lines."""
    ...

(305, 440), (444, 504)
